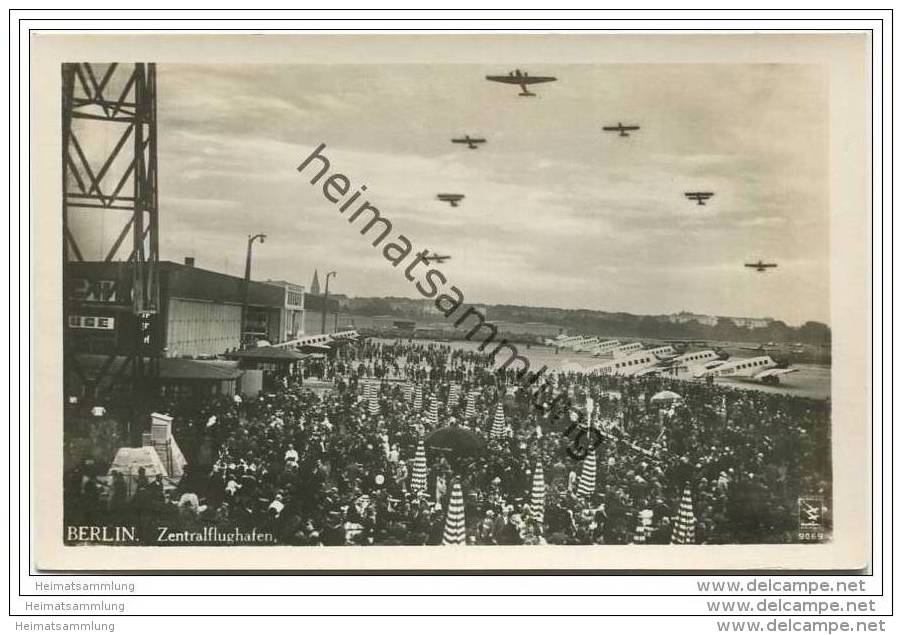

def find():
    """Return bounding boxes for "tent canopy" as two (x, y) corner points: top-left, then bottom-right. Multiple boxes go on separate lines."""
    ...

(651, 390), (682, 402)
(108, 446), (168, 479)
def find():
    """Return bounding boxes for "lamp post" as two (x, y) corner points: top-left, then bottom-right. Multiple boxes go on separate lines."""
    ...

(321, 270), (336, 335)
(240, 233), (267, 348)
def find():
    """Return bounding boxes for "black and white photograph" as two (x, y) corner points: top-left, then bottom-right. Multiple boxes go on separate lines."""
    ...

(31, 32), (873, 571)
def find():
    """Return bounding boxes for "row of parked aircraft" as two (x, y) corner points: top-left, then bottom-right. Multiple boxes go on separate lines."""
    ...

(545, 334), (798, 384)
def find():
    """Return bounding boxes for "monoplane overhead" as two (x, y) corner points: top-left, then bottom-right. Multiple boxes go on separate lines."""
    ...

(486, 69), (557, 97)
(745, 260), (778, 272)
(602, 122), (641, 137)
(436, 193), (465, 207)
(685, 192), (715, 205)
(423, 254), (451, 265)
(451, 135), (487, 149)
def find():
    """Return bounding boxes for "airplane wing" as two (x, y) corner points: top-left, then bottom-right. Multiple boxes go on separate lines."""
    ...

(622, 126), (640, 131)
(520, 76), (557, 85)
(754, 367), (799, 380)
(485, 75), (525, 84)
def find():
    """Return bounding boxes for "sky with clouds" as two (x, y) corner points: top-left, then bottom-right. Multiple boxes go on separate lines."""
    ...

(150, 63), (828, 325)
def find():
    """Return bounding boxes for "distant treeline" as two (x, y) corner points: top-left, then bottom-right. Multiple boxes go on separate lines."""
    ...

(347, 297), (831, 346)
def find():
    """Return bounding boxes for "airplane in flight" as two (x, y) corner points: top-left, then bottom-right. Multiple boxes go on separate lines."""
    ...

(685, 192), (715, 205)
(451, 135), (486, 149)
(745, 260), (778, 272)
(423, 254), (451, 265)
(436, 193), (465, 207)
(485, 69), (557, 97)
(602, 122), (641, 137)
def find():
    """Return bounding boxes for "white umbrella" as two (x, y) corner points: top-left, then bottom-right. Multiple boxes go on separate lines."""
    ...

(651, 390), (682, 403)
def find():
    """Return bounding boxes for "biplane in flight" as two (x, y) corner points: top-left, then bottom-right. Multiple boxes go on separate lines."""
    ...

(423, 254), (451, 265)
(684, 192), (715, 205)
(602, 122), (641, 137)
(436, 193), (465, 207)
(451, 135), (486, 149)
(745, 260), (778, 273)
(485, 69), (557, 97)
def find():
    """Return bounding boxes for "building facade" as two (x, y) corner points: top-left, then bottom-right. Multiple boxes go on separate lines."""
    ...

(267, 280), (306, 341)
(66, 260), (284, 358)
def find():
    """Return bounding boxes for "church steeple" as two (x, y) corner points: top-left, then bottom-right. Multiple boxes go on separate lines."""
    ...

(310, 269), (321, 295)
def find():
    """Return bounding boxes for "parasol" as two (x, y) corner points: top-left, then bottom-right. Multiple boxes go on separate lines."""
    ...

(424, 426), (486, 455)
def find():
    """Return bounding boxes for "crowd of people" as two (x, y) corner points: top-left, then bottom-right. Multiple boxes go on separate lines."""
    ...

(65, 338), (832, 546)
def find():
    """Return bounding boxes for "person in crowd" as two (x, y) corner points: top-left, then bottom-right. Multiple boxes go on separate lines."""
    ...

(67, 338), (830, 546)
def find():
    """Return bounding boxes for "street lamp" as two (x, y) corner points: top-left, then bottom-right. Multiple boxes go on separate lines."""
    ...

(240, 233), (267, 348)
(321, 270), (337, 335)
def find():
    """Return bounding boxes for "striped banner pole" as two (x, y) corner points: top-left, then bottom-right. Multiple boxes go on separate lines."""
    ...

(671, 485), (697, 544)
(576, 447), (597, 499)
(410, 439), (427, 494)
(442, 477), (467, 545)
(528, 462), (546, 525)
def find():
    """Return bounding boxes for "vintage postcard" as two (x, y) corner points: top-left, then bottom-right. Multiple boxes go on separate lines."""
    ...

(30, 32), (872, 570)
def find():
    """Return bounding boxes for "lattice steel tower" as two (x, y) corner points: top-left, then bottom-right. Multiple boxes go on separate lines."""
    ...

(62, 63), (160, 402)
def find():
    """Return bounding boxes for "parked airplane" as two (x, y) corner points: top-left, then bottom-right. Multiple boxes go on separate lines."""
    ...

(486, 69), (557, 97)
(745, 260), (778, 272)
(451, 135), (486, 149)
(646, 345), (677, 359)
(612, 342), (644, 358)
(437, 193), (465, 207)
(571, 337), (604, 352)
(602, 122), (641, 137)
(685, 192), (715, 205)
(589, 351), (663, 377)
(544, 334), (578, 347)
(557, 335), (597, 350)
(654, 349), (725, 377)
(591, 340), (622, 356)
(695, 355), (797, 384)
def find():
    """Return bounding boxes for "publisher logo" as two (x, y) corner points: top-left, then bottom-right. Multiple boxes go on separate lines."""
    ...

(797, 496), (826, 542)
(799, 497), (823, 528)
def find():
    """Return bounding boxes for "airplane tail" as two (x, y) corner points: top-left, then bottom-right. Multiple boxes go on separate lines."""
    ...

(519, 89), (537, 97)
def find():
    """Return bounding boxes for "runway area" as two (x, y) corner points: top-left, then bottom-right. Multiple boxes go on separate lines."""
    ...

(391, 339), (832, 401)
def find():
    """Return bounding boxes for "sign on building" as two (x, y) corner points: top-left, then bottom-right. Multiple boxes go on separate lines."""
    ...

(68, 315), (116, 330)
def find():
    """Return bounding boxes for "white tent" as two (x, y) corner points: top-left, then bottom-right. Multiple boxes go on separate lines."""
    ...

(108, 447), (168, 498)
(650, 390), (682, 404)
